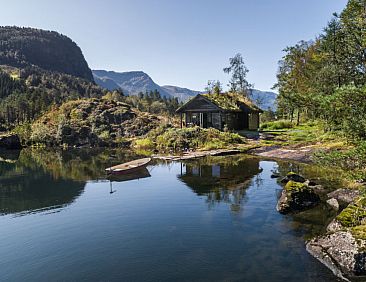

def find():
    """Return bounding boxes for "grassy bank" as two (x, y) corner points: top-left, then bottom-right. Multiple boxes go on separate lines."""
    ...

(133, 126), (248, 152)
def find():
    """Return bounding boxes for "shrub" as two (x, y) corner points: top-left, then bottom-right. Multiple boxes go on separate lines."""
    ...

(134, 138), (154, 149)
(260, 120), (294, 130)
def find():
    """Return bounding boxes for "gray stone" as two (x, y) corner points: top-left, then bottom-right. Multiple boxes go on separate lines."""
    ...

(327, 189), (360, 205)
(326, 198), (339, 211)
(307, 231), (366, 280)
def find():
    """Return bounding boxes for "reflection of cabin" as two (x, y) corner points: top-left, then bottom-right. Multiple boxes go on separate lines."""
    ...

(176, 93), (263, 131)
(178, 157), (262, 194)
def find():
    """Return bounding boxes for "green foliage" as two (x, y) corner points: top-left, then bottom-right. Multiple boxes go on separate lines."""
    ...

(337, 203), (366, 228)
(284, 181), (307, 193)
(274, 1), (366, 132)
(123, 90), (181, 115)
(134, 138), (155, 149)
(321, 85), (366, 139)
(260, 120), (294, 130)
(315, 141), (366, 179)
(144, 126), (245, 151)
(223, 53), (252, 97)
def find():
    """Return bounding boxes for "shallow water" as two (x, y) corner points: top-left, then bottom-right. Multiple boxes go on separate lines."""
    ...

(0, 149), (343, 281)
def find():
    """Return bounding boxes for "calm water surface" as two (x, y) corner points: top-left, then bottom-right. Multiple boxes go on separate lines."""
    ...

(0, 149), (343, 281)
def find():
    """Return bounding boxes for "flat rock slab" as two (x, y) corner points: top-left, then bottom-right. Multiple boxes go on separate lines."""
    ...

(249, 145), (314, 162)
(153, 149), (241, 161)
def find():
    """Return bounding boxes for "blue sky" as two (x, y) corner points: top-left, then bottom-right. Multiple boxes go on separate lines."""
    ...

(1, 0), (348, 92)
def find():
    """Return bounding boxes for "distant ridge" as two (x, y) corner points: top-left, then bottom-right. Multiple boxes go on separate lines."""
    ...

(93, 69), (277, 110)
(92, 70), (201, 100)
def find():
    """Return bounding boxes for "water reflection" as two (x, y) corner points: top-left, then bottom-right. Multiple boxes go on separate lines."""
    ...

(178, 156), (262, 211)
(0, 148), (142, 216)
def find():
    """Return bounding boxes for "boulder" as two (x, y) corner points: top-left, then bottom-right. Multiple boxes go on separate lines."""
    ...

(280, 172), (306, 184)
(276, 181), (320, 214)
(327, 189), (360, 206)
(307, 230), (366, 280)
(0, 133), (22, 149)
(270, 173), (280, 178)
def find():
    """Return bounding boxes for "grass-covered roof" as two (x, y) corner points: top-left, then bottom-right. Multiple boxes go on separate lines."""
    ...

(201, 92), (262, 112)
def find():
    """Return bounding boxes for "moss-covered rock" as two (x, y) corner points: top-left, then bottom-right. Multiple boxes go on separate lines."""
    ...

(277, 180), (320, 214)
(336, 204), (366, 228)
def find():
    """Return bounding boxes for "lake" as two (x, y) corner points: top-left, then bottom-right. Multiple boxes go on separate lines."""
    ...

(0, 149), (343, 281)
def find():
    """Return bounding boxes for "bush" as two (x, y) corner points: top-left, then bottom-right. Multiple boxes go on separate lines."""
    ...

(134, 138), (154, 149)
(260, 120), (294, 130)
(147, 126), (245, 151)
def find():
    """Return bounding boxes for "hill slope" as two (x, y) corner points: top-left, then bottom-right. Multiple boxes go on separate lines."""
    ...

(0, 26), (94, 81)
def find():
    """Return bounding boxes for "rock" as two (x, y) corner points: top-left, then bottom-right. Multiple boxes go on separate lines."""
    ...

(326, 198), (339, 211)
(328, 189), (361, 206)
(307, 230), (366, 280)
(0, 133), (22, 149)
(326, 218), (343, 232)
(270, 173), (280, 178)
(276, 181), (320, 214)
(280, 172), (306, 184)
(308, 180), (318, 186)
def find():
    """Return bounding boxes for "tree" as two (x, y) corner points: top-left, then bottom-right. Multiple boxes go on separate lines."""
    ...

(205, 80), (222, 95)
(223, 53), (253, 96)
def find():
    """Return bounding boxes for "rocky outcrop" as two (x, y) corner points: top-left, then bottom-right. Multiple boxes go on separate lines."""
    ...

(0, 133), (22, 149)
(307, 196), (366, 280)
(30, 98), (162, 147)
(276, 180), (320, 214)
(328, 188), (361, 206)
(307, 231), (366, 281)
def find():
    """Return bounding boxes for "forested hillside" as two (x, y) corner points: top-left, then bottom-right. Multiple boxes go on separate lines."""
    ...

(0, 27), (94, 81)
(0, 67), (103, 129)
(275, 0), (366, 139)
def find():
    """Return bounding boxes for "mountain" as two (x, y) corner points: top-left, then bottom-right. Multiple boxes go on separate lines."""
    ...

(250, 89), (277, 111)
(92, 69), (277, 110)
(161, 85), (201, 101)
(92, 70), (201, 99)
(0, 26), (94, 81)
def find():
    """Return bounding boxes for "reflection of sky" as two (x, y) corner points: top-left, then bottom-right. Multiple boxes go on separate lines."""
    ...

(0, 160), (336, 281)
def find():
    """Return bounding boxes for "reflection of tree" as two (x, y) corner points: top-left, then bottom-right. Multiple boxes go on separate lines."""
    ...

(0, 148), (142, 216)
(275, 161), (346, 188)
(0, 162), (84, 215)
(178, 156), (261, 212)
(17, 148), (143, 181)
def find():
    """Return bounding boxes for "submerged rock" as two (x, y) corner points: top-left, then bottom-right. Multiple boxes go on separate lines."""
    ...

(276, 181), (320, 214)
(0, 133), (22, 149)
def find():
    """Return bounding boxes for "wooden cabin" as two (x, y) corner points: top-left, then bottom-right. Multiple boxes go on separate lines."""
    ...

(176, 93), (263, 131)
